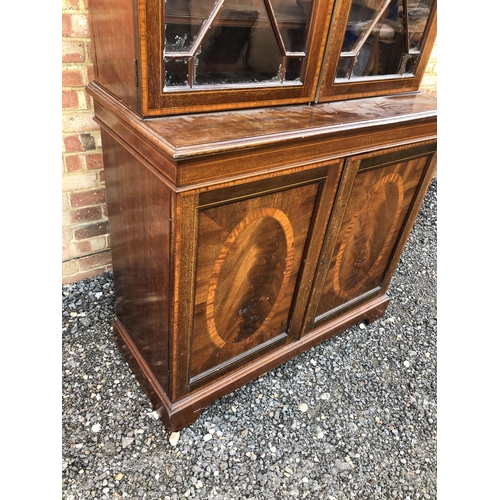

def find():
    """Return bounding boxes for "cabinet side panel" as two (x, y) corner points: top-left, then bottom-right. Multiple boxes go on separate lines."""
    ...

(89, 0), (139, 111)
(101, 130), (171, 390)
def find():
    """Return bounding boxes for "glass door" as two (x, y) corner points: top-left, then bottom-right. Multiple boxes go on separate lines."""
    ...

(141, 0), (336, 115)
(163, 0), (314, 87)
(317, 0), (437, 101)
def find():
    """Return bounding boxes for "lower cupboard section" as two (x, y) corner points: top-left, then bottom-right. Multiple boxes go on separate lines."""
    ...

(103, 124), (436, 432)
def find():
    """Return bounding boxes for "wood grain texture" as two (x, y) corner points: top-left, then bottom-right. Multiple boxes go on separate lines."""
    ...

(102, 130), (173, 390)
(87, 0), (438, 434)
(88, 83), (436, 160)
(143, 93), (437, 157)
(94, 98), (436, 423)
(88, 0), (140, 112)
(205, 208), (294, 349)
(190, 176), (322, 385)
(89, 63), (438, 435)
(88, 82), (436, 188)
(88, 0), (436, 116)
(312, 143), (436, 325)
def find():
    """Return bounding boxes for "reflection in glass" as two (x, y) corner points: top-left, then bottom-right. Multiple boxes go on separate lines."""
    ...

(285, 57), (305, 81)
(196, 5), (282, 85)
(164, 0), (220, 53)
(163, 0), (314, 89)
(407, 2), (430, 51)
(335, 0), (434, 81)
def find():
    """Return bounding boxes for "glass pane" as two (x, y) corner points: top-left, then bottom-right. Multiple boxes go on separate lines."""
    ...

(335, 0), (435, 81)
(284, 57), (304, 81)
(341, 0), (390, 53)
(405, 54), (418, 73)
(408, 1), (433, 51)
(164, 0), (220, 52)
(165, 58), (190, 87)
(274, 0), (314, 52)
(163, 0), (315, 88)
(335, 57), (353, 79)
(195, 0), (282, 85)
(340, 0), (405, 78)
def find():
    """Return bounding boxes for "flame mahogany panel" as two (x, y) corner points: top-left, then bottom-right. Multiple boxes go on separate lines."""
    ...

(312, 143), (436, 325)
(190, 180), (321, 382)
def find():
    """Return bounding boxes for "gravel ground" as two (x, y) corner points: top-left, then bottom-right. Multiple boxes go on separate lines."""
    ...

(62, 178), (437, 500)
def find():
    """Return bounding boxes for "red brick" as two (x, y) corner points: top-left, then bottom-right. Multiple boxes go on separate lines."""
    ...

(62, 39), (85, 63)
(87, 41), (95, 64)
(86, 152), (103, 169)
(70, 206), (102, 224)
(87, 65), (95, 83)
(74, 222), (109, 240)
(63, 171), (98, 192)
(80, 133), (97, 151)
(62, 227), (74, 244)
(62, 259), (79, 279)
(70, 188), (106, 208)
(63, 241), (95, 261)
(62, 67), (85, 87)
(65, 154), (84, 172)
(64, 135), (83, 153)
(99, 170), (106, 184)
(63, 89), (79, 109)
(63, 111), (99, 133)
(63, 133), (97, 153)
(83, 91), (92, 109)
(62, 13), (89, 38)
(77, 240), (92, 254)
(62, 0), (79, 10)
(62, 242), (78, 260)
(63, 264), (113, 284)
(79, 251), (112, 271)
(62, 14), (72, 37)
(420, 88), (437, 98)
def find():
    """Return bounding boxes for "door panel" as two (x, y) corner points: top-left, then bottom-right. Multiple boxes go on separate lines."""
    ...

(189, 175), (323, 383)
(310, 144), (436, 328)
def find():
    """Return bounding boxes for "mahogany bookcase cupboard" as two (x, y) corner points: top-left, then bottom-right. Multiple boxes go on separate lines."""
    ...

(87, 0), (437, 431)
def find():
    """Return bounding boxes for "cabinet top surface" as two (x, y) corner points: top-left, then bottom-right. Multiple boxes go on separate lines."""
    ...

(142, 92), (436, 158)
(88, 82), (436, 160)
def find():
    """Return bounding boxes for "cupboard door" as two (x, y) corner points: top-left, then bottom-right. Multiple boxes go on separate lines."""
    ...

(305, 142), (436, 331)
(182, 166), (340, 388)
(317, 0), (437, 102)
(141, 0), (336, 115)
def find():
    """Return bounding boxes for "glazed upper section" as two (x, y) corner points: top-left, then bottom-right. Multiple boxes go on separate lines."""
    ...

(88, 0), (437, 116)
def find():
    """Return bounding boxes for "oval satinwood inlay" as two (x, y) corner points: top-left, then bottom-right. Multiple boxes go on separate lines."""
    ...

(332, 173), (404, 297)
(206, 208), (294, 350)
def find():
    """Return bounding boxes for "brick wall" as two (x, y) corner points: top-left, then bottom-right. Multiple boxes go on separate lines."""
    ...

(62, 0), (112, 284)
(61, 2), (438, 284)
